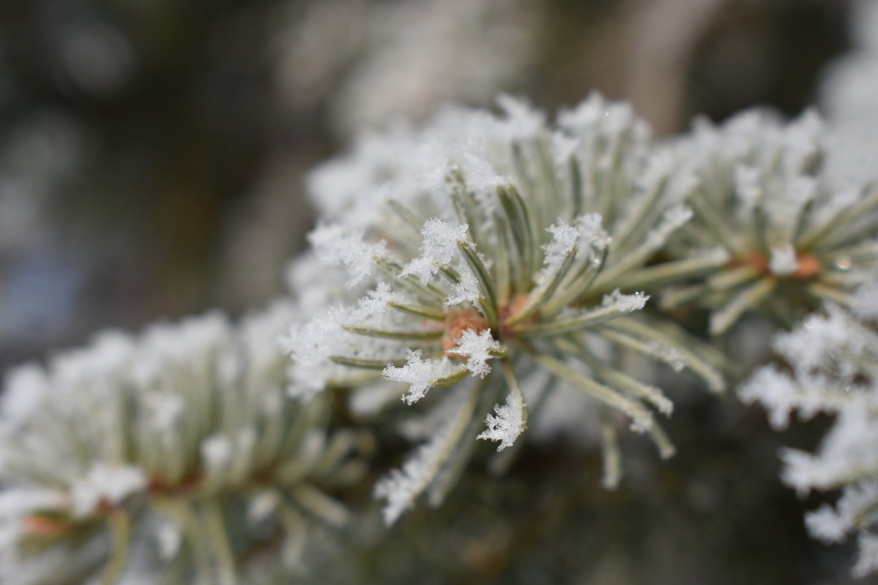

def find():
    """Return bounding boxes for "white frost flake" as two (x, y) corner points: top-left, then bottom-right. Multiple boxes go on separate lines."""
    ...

(601, 289), (649, 312)
(450, 329), (501, 378)
(445, 270), (481, 306)
(383, 350), (463, 405)
(477, 389), (526, 451)
(69, 463), (147, 518)
(805, 504), (848, 543)
(575, 213), (612, 252)
(309, 223), (387, 285)
(541, 222), (579, 276)
(538, 215), (610, 284)
(401, 219), (469, 284)
(769, 245), (799, 276)
(737, 366), (802, 430)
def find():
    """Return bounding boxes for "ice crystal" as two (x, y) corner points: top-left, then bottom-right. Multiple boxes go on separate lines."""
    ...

(383, 350), (465, 405)
(477, 384), (527, 451)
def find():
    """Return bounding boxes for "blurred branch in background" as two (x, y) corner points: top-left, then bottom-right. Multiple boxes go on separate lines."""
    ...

(0, 0), (285, 368)
(627, 0), (728, 136)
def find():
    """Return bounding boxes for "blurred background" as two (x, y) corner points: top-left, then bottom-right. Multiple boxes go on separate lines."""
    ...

(0, 0), (852, 370)
(0, 1), (870, 583)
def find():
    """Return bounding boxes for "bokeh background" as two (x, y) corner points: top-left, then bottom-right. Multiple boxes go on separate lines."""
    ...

(0, 1), (871, 583)
(0, 0), (851, 370)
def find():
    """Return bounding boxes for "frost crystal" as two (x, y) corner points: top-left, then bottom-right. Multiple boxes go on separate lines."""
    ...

(383, 350), (464, 405)
(601, 289), (649, 313)
(449, 329), (501, 377)
(477, 388), (527, 451)
(445, 270), (481, 306)
(402, 219), (469, 284)
(805, 504), (849, 543)
(541, 222), (580, 271)
(310, 223), (387, 285)
(576, 213), (612, 251)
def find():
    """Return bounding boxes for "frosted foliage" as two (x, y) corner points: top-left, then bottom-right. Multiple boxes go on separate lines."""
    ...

(374, 407), (466, 525)
(143, 393), (184, 432)
(663, 104), (878, 334)
(287, 92), (726, 527)
(773, 306), (872, 378)
(0, 303), (358, 583)
(645, 341), (685, 373)
(10, 27), (878, 580)
(305, 125), (419, 224)
(782, 410), (878, 494)
(576, 214), (612, 251)
(737, 366), (806, 430)
(282, 283), (402, 396)
(536, 213), (612, 284)
(285, 252), (350, 314)
(537, 215), (610, 285)
(284, 313), (342, 369)
(740, 290), (878, 576)
(541, 222), (580, 270)
(248, 491), (281, 524)
(373, 441), (433, 525)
